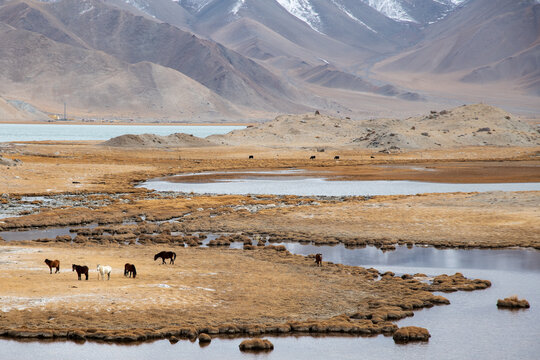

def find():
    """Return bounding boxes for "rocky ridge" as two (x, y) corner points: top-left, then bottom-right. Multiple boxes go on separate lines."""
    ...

(209, 104), (540, 150)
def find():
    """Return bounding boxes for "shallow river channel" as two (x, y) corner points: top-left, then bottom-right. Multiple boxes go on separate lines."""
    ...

(1, 242), (538, 360)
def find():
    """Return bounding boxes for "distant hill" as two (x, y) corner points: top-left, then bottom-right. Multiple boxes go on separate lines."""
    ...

(0, 18), (242, 120)
(101, 132), (217, 148)
(0, 0), (312, 120)
(209, 104), (540, 149)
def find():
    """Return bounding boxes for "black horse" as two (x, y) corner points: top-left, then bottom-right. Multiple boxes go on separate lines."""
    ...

(124, 263), (137, 278)
(72, 264), (89, 280)
(315, 253), (323, 267)
(154, 251), (176, 265)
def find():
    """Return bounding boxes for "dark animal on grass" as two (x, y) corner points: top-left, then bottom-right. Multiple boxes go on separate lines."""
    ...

(154, 251), (176, 264)
(310, 155), (316, 160)
(334, 156), (340, 160)
(124, 263), (137, 278)
(249, 155), (254, 159)
(315, 253), (323, 267)
(72, 264), (89, 280)
(44, 259), (60, 274)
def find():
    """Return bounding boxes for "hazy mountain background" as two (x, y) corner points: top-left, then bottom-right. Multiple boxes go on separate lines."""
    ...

(0, 0), (538, 121)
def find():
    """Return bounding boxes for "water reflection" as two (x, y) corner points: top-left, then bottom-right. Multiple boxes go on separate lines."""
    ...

(277, 243), (540, 273)
(141, 174), (540, 196)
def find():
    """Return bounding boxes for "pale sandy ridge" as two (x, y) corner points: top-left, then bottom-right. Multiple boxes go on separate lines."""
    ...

(209, 104), (540, 150)
(101, 133), (217, 148)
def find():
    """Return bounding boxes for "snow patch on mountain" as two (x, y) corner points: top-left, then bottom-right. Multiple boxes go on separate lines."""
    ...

(363, 0), (416, 23)
(330, 0), (377, 33)
(275, 0), (323, 33)
(175, 0), (213, 13)
(79, 3), (95, 15)
(124, 0), (155, 17)
(231, 0), (246, 15)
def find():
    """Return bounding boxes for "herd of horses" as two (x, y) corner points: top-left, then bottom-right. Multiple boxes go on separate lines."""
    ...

(45, 250), (322, 280)
(44, 251), (177, 280)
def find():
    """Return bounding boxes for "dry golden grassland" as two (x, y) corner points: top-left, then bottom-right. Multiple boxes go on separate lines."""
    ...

(0, 142), (537, 342)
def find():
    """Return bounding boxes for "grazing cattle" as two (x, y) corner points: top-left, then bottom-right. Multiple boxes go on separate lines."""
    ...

(154, 251), (176, 265)
(310, 155), (316, 160)
(334, 156), (340, 160)
(315, 253), (323, 267)
(72, 264), (89, 280)
(44, 259), (60, 274)
(97, 264), (112, 280)
(370, 155), (375, 159)
(248, 155), (254, 159)
(124, 263), (137, 278)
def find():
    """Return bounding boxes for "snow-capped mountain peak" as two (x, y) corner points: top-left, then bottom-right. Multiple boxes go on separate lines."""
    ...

(275, 0), (323, 33)
(364, 0), (417, 23)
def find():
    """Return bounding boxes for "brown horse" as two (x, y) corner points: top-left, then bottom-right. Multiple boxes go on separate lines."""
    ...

(44, 259), (60, 274)
(315, 253), (323, 267)
(154, 251), (176, 264)
(72, 264), (89, 280)
(124, 263), (137, 278)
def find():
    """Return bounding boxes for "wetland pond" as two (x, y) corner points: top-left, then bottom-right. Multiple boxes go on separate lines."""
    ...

(140, 170), (540, 196)
(1, 242), (539, 360)
(3, 170), (539, 358)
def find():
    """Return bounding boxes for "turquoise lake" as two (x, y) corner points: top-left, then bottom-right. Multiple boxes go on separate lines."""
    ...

(0, 124), (244, 142)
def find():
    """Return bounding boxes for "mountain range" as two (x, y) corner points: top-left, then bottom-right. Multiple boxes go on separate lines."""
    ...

(0, 0), (538, 121)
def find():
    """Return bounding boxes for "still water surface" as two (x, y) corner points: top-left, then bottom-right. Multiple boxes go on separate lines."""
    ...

(0, 124), (244, 142)
(1, 244), (538, 359)
(141, 170), (540, 196)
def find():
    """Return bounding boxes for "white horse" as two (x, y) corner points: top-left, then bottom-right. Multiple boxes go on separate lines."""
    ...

(97, 264), (112, 280)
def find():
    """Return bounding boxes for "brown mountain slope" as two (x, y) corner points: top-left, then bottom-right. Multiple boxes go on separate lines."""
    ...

(39, 0), (307, 112)
(0, 23), (243, 120)
(461, 42), (540, 96)
(0, 96), (48, 121)
(376, 0), (540, 96)
(0, 0), (310, 114)
(380, 0), (539, 73)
